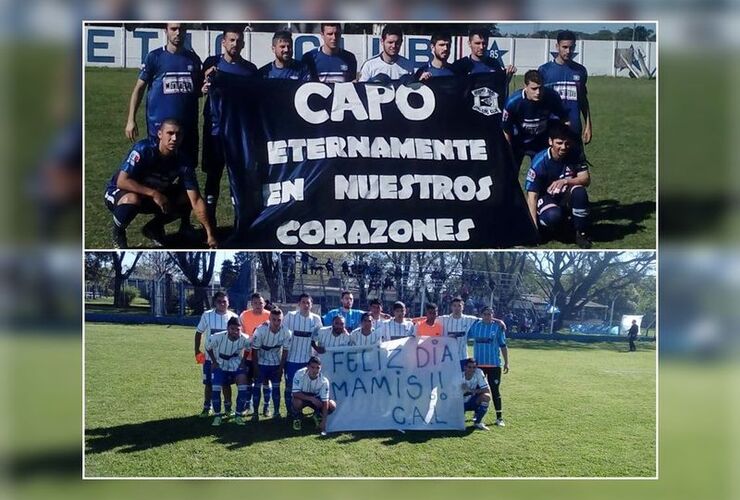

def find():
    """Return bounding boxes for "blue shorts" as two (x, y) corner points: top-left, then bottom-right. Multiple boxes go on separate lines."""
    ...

(256, 364), (281, 385)
(212, 367), (247, 387)
(463, 397), (478, 412)
(285, 361), (308, 387)
(202, 360), (213, 385)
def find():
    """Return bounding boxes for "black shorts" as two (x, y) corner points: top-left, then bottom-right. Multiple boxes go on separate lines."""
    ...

(104, 183), (187, 213)
(201, 133), (225, 174)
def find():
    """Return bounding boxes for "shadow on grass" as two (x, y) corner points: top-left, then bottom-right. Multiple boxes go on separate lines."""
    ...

(130, 225), (235, 249)
(331, 427), (475, 446)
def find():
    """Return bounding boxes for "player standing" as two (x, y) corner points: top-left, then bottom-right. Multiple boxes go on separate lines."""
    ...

(206, 317), (251, 426)
(251, 308), (292, 420)
(314, 316), (351, 353)
(358, 24), (414, 83)
(349, 313), (384, 347)
(412, 303), (445, 337)
(379, 301), (415, 341)
(301, 23), (357, 83)
(238, 292), (271, 414)
(416, 31), (456, 79)
(258, 30), (312, 80)
(441, 297), (480, 369)
(322, 291), (364, 330)
(283, 293), (323, 418)
(467, 307), (509, 427)
(194, 291), (239, 418)
(452, 28), (516, 77)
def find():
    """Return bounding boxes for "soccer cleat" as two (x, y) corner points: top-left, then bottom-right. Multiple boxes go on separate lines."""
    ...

(474, 422), (490, 431)
(234, 415), (246, 426)
(142, 219), (166, 247)
(494, 418), (506, 427)
(211, 415), (222, 427)
(575, 231), (593, 249)
(292, 419), (302, 431)
(222, 411), (234, 421)
(198, 408), (211, 418)
(112, 225), (128, 249)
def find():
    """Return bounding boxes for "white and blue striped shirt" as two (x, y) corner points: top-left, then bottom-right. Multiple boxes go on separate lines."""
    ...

(284, 310), (323, 363)
(379, 318), (415, 341)
(315, 326), (351, 349)
(349, 327), (383, 347)
(196, 309), (239, 349)
(292, 367), (331, 401)
(441, 314), (479, 361)
(251, 324), (291, 366)
(206, 332), (249, 372)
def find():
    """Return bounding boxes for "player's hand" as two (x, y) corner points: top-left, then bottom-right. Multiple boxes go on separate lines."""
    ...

(582, 126), (592, 145)
(315, 346), (326, 354)
(125, 119), (138, 141)
(152, 192), (170, 214)
(206, 234), (218, 249)
(418, 71), (432, 81)
(505, 64), (517, 76)
(547, 179), (569, 195)
(503, 363), (509, 374)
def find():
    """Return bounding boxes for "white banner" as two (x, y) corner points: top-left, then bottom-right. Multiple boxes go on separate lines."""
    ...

(621, 314), (644, 335)
(321, 336), (465, 432)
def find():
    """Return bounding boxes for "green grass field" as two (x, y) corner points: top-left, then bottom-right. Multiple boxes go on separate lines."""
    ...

(84, 68), (655, 249)
(84, 322), (655, 478)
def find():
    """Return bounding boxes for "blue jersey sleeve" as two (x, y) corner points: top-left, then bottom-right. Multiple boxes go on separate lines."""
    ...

(179, 160), (199, 191)
(497, 326), (507, 347)
(119, 141), (149, 176)
(501, 97), (518, 135)
(301, 51), (319, 81)
(138, 50), (157, 84)
(525, 160), (544, 193)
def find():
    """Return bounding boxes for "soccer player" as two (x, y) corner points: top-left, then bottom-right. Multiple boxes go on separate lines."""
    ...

(291, 356), (336, 434)
(538, 30), (593, 146)
(412, 303), (445, 337)
(349, 313), (384, 347)
(301, 23), (357, 83)
(452, 28), (516, 78)
(283, 293), (323, 417)
(358, 24), (414, 83)
(206, 317), (251, 426)
(200, 26), (258, 221)
(416, 31), (456, 80)
(380, 301), (415, 341)
(322, 291), (364, 330)
(467, 307), (509, 426)
(314, 316), (351, 353)
(251, 308), (292, 419)
(125, 23), (202, 172)
(502, 69), (569, 172)
(368, 298), (390, 328)
(194, 291), (240, 418)
(525, 123), (592, 248)
(461, 358), (493, 430)
(441, 297), (480, 370)
(105, 119), (217, 248)
(239, 292), (271, 413)
(258, 30), (312, 81)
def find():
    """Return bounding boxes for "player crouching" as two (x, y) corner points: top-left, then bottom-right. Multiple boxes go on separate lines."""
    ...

(525, 123), (593, 248)
(290, 356), (336, 435)
(461, 358), (493, 430)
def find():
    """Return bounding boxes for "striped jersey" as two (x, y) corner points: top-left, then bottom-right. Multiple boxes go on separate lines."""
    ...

(292, 367), (331, 401)
(301, 47), (357, 83)
(379, 318), (415, 340)
(322, 307), (365, 331)
(358, 54), (414, 82)
(284, 310), (323, 363)
(196, 308), (239, 350)
(251, 324), (291, 366)
(441, 314), (479, 361)
(349, 327), (383, 347)
(315, 326), (351, 349)
(461, 368), (490, 403)
(206, 332), (250, 372)
(467, 320), (507, 367)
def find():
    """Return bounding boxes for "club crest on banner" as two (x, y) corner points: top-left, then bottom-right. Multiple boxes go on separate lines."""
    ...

(471, 87), (500, 116)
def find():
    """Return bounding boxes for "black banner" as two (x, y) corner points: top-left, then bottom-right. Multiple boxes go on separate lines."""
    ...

(216, 73), (538, 248)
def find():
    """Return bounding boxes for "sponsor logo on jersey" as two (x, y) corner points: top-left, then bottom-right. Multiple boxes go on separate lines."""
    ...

(127, 150), (141, 165)
(526, 169), (536, 182)
(340, 64), (348, 71)
(573, 75), (581, 81)
(163, 74), (195, 94)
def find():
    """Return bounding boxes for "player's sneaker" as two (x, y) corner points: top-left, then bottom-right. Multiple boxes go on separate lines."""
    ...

(292, 418), (302, 431)
(474, 422), (490, 431)
(494, 418), (506, 427)
(198, 408), (211, 418)
(575, 231), (592, 249)
(112, 225), (128, 249)
(234, 415), (246, 426)
(142, 219), (166, 247)
(222, 411), (235, 421)
(211, 415), (222, 427)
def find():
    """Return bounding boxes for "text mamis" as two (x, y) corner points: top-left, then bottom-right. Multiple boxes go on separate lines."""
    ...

(294, 82), (436, 124)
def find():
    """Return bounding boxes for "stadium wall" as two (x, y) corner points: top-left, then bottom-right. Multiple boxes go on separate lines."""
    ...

(83, 26), (656, 77)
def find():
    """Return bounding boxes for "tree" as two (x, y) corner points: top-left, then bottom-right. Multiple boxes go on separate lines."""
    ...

(257, 252), (281, 301)
(85, 253), (113, 299)
(106, 252), (143, 307)
(529, 252), (655, 329)
(170, 252), (216, 315)
(219, 259), (239, 289)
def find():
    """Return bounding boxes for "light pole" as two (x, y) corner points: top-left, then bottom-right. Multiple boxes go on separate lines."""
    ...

(609, 296), (618, 328)
(549, 292), (559, 334)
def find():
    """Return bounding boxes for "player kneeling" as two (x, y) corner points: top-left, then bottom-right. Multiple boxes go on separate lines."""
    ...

(461, 358), (493, 430)
(291, 356), (336, 435)
(525, 123), (592, 248)
(207, 318), (251, 427)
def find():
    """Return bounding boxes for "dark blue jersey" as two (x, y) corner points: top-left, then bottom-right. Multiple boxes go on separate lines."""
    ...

(138, 47), (203, 139)
(525, 148), (588, 195)
(301, 47), (357, 83)
(258, 59), (311, 81)
(537, 60), (588, 135)
(414, 62), (457, 78)
(451, 55), (504, 75)
(107, 138), (199, 193)
(502, 87), (567, 147)
(202, 55), (258, 136)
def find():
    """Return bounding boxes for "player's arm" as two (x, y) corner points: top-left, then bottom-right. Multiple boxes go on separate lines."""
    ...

(580, 81), (592, 144)
(547, 169), (590, 195)
(206, 347), (219, 366)
(125, 79), (147, 141)
(278, 346), (288, 377)
(116, 170), (170, 213)
(186, 188), (218, 248)
(501, 345), (510, 374)
(526, 191), (539, 228)
(251, 346), (259, 376)
(194, 330), (204, 356)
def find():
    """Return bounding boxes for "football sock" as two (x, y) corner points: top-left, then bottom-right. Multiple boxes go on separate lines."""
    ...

(474, 402), (489, 424)
(113, 203), (138, 229)
(570, 186), (590, 232)
(211, 385), (222, 416)
(236, 385), (249, 414)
